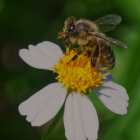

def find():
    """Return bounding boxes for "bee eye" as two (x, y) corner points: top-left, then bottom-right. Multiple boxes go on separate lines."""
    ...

(68, 24), (75, 32)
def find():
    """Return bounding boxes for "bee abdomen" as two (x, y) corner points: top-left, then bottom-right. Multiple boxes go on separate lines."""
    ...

(100, 45), (115, 70)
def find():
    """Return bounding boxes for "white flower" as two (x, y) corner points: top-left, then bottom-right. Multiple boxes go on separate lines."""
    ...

(18, 41), (129, 140)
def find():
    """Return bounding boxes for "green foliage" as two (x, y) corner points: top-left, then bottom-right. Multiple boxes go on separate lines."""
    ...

(1, 0), (140, 140)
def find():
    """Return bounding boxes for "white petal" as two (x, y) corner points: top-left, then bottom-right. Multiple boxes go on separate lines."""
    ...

(64, 92), (99, 140)
(18, 82), (67, 126)
(19, 41), (64, 70)
(93, 80), (129, 114)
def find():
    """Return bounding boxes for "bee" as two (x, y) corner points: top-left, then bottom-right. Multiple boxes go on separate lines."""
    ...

(57, 14), (127, 70)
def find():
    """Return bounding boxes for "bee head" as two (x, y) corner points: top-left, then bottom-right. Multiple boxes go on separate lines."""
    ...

(64, 17), (77, 35)
(67, 23), (75, 32)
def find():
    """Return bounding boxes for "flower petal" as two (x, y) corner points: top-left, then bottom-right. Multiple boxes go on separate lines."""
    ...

(64, 92), (99, 140)
(19, 41), (64, 70)
(93, 80), (129, 114)
(18, 82), (67, 126)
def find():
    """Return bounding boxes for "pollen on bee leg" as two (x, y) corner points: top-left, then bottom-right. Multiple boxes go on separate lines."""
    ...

(57, 28), (66, 39)
(53, 47), (110, 94)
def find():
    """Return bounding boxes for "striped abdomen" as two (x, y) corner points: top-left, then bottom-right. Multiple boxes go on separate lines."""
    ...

(99, 41), (115, 70)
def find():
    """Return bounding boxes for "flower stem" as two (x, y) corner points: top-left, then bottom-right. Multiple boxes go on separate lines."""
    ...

(40, 104), (65, 140)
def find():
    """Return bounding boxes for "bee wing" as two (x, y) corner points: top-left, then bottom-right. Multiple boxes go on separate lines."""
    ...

(104, 37), (127, 48)
(90, 32), (127, 48)
(94, 14), (122, 33)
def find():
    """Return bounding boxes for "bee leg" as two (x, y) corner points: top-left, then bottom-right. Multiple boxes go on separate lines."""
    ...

(67, 48), (85, 64)
(90, 44), (99, 71)
(73, 45), (79, 51)
(63, 35), (71, 48)
(91, 57), (97, 67)
(90, 56), (97, 71)
(63, 36), (68, 48)
(96, 39), (102, 60)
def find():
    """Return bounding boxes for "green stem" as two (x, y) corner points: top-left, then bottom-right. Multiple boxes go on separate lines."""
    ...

(40, 104), (65, 140)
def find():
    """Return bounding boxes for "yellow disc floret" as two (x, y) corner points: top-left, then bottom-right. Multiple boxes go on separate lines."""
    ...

(53, 47), (109, 93)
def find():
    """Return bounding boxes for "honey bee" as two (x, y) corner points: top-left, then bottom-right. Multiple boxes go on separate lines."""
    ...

(57, 14), (127, 70)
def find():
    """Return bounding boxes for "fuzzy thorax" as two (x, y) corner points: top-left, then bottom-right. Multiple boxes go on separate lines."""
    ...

(53, 47), (109, 93)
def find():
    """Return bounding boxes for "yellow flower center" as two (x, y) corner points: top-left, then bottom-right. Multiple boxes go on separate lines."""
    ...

(53, 47), (109, 93)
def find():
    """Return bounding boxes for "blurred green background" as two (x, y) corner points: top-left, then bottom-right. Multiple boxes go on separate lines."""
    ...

(1, 0), (140, 140)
